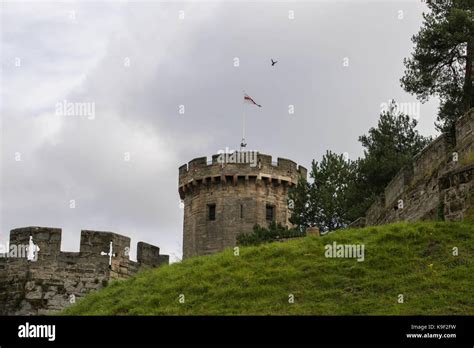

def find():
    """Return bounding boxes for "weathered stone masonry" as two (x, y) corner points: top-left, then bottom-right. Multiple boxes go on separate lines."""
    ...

(0, 227), (169, 315)
(354, 108), (474, 227)
(179, 153), (307, 259)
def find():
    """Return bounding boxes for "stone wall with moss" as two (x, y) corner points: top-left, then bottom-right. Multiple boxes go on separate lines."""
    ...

(363, 109), (473, 226)
(0, 227), (168, 315)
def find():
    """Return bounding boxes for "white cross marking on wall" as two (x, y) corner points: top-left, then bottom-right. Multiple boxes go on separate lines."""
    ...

(26, 235), (40, 262)
(100, 241), (116, 267)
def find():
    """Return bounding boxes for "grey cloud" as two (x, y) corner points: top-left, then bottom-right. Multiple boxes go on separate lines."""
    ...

(1, 1), (440, 261)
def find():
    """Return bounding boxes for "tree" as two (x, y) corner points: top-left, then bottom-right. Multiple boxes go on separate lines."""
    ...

(345, 108), (431, 220)
(342, 158), (374, 223)
(288, 177), (311, 231)
(289, 109), (431, 231)
(358, 108), (431, 195)
(308, 151), (356, 232)
(401, 0), (473, 136)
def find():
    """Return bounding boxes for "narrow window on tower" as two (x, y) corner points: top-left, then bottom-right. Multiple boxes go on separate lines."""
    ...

(266, 204), (275, 221)
(240, 204), (244, 219)
(208, 204), (216, 221)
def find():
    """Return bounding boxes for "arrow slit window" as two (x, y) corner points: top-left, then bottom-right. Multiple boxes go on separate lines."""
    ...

(266, 204), (275, 221)
(208, 204), (216, 221)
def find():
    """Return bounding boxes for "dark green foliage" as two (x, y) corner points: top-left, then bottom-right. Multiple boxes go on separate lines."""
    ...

(236, 222), (305, 246)
(307, 151), (357, 232)
(290, 110), (431, 230)
(290, 151), (359, 232)
(288, 177), (311, 231)
(342, 158), (376, 223)
(353, 111), (432, 200)
(400, 0), (474, 135)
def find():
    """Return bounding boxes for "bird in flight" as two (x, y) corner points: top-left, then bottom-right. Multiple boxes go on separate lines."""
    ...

(271, 59), (278, 66)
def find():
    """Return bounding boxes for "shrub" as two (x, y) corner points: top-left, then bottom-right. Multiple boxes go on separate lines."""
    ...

(236, 221), (305, 246)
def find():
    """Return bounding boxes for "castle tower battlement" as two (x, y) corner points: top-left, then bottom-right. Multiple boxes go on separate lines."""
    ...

(178, 152), (307, 259)
(179, 153), (307, 199)
(0, 227), (169, 315)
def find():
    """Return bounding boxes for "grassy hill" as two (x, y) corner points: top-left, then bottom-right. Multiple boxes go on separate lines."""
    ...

(63, 221), (474, 315)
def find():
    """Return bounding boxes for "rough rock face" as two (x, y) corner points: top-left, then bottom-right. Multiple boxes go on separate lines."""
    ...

(359, 108), (474, 227)
(0, 227), (168, 315)
(179, 153), (307, 258)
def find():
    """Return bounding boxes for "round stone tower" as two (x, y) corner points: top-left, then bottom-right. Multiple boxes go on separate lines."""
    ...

(178, 152), (307, 259)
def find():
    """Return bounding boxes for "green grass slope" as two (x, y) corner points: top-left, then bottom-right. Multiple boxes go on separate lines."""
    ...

(63, 221), (474, 315)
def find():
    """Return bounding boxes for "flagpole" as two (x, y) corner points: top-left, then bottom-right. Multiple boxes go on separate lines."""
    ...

(241, 90), (246, 150)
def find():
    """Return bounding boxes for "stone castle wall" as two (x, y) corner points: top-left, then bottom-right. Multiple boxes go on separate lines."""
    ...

(179, 153), (307, 259)
(0, 227), (168, 315)
(360, 109), (474, 226)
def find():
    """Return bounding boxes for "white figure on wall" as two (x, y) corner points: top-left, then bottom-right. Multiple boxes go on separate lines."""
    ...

(26, 236), (40, 262)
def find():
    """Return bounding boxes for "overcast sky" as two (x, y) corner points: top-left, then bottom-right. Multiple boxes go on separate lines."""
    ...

(1, 0), (440, 261)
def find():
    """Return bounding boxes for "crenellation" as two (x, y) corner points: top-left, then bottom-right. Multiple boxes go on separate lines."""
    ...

(258, 154), (272, 166)
(0, 227), (169, 315)
(137, 242), (169, 268)
(358, 108), (474, 227)
(456, 109), (473, 145)
(456, 109), (474, 159)
(384, 166), (413, 208)
(178, 163), (188, 176)
(277, 158), (297, 171)
(188, 156), (207, 169)
(179, 153), (305, 192)
(179, 152), (306, 259)
(298, 165), (308, 178)
(10, 227), (62, 260)
(413, 134), (448, 179)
